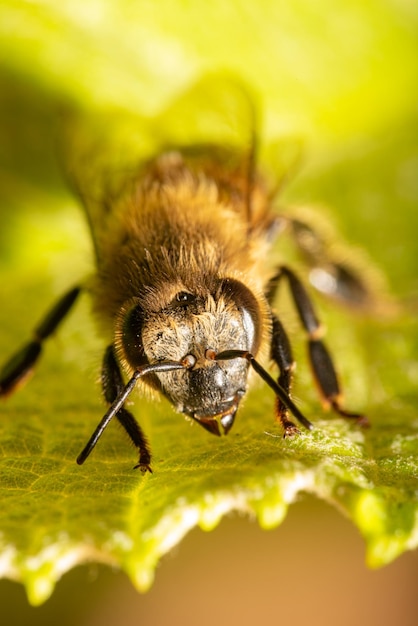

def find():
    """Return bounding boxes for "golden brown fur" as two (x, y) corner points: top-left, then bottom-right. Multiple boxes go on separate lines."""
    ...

(90, 148), (275, 357)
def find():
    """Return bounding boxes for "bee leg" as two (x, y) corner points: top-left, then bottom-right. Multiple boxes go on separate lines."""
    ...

(269, 266), (368, 426)
(270, 314), (300, 437)
(0, 286), (81, 396)
(101, 345), (152, 472)
(286, 217), (372, 309)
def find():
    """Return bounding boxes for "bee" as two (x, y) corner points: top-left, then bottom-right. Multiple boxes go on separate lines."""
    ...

(0, 120), (369, 472)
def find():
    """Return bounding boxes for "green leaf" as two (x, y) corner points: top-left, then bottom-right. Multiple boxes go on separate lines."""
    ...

(0, 0), (417, 607)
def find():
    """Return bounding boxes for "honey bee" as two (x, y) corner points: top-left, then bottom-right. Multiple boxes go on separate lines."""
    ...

(0, 106), (369, 472)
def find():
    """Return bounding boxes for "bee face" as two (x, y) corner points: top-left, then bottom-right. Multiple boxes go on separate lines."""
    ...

(117, 278), (265, 435)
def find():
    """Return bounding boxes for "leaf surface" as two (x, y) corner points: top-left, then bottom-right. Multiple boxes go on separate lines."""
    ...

(0, 0), (417, 605)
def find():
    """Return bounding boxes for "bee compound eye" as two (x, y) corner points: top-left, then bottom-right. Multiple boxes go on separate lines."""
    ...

(119, 303), (148, 369)
(217, 278), (262, 353)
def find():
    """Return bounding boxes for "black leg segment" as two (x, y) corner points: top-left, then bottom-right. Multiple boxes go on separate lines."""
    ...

(100, 345), (152, 472)
(0, 286), (81, 396)
(269, 266), (367, 426)
(270, 314), (300, 436)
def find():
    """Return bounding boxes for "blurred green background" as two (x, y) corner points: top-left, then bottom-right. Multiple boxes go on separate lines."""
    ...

(0, 1), (417, 624)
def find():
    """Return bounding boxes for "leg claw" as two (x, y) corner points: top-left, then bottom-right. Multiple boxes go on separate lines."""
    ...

(283, 421), (301, 438)
(133, 462), (153, 474)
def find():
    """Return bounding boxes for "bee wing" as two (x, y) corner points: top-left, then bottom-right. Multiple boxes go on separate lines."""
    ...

(156, 75), (305, 229)
(152, 75), (271, 231)
(58, 77), (259, 258)
(59, 75), (289, 258)
(58, 108), (155, 264)
(143, 73), (262, 213)
(59, 135), (109, 264)
(155, 74), (258, 150)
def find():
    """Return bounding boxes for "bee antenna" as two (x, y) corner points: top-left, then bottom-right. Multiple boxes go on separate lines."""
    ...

(215, 349), (313, 431)
(76, 360), (190, 465)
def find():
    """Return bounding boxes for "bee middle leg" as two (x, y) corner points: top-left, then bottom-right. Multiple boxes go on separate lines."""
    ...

(101, 345), (152, 472)
(268, 266), (368, 426)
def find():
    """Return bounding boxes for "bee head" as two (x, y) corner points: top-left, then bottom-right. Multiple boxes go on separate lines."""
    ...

(116, 278), (266, 435)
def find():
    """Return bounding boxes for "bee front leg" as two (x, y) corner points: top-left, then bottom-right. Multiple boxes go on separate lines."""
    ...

(101, 345), (153, 472)
(0, 286), (81, 396)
